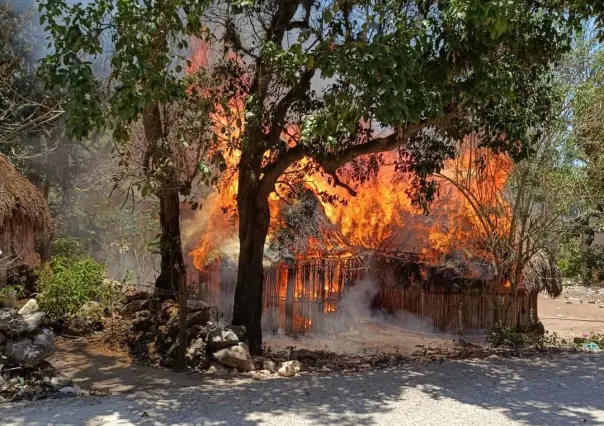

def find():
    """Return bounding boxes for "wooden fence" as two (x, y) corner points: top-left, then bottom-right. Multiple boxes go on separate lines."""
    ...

(374, 287), (538, 333)
(262, 258), (365, 333)
(188, 258), (539, 334)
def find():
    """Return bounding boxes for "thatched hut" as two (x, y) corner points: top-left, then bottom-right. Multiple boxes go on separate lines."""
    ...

(0, 154), (50, 283)
(521, 249), (563, 298)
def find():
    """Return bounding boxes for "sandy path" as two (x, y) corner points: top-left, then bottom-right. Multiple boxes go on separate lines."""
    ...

(49, 339), (202, 394)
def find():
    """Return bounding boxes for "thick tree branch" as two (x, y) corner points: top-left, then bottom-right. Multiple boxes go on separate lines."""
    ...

(327, 171), (358, 196)
(286, 20), (310, 31)
(268, 66), (316, 147)
(261, 106), (458, 195)
(320, 109), (457, 174)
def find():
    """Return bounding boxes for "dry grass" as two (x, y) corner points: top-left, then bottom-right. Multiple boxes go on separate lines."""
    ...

(522, 249), (562, 298)
(0, 154), (49, 230)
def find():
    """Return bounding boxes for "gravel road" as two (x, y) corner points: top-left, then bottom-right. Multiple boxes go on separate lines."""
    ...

(2, 353), (604, 426)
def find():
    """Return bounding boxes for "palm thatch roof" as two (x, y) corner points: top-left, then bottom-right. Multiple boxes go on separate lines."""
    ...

(270, 189), (356, 260)
(522, 249), (562, 298)
(0, 154), (49, 230)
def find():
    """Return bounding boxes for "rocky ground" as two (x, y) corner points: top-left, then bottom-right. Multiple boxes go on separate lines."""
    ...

(540, 286), (604, 339)
(0, 300), (81, 402)
(555, 284), (604, 305)
(2, 283), (603, 406)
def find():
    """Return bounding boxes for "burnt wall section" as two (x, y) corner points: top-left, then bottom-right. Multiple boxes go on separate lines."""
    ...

(187, 254), (537, 335)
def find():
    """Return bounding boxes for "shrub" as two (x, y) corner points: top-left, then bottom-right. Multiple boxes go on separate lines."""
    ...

(50, 236), (86, 260)
(485, 323), (527, 348)
(37, 256), (108, 323)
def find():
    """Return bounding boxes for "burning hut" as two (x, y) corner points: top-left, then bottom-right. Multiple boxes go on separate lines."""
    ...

(187, 190), (366, 333)
(184, 136), (562, 335)
(0, 155), (50, 283)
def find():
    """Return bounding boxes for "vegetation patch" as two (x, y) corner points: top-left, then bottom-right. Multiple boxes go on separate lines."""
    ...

(37, 256), (108, 325)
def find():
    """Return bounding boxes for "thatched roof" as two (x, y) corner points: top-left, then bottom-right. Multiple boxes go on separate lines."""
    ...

(522, 249), (562, 298)
(0, 154), (49, 230)
(271, 189), (356, 259)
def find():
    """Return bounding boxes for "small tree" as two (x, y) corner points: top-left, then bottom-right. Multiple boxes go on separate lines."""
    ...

(436, 133), (579, 291)
(39, 0), (218, 367)
(0, 3), (63, 146)
(39, 0), (218, 295)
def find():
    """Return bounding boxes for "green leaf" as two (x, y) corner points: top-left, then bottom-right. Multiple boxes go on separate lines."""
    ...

(306, 55), (315, 70)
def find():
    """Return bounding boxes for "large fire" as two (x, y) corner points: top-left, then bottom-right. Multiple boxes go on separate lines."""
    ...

(189, 132), (513, 270)
(185, 41), (515, 333)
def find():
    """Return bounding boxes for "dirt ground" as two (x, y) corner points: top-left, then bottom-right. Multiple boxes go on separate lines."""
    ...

(539, 294), (604, 339)
(49, 338), (203, 393)
(48, 288), (604, 395)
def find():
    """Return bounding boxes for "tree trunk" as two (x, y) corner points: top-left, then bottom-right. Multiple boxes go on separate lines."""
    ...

(154, 174), (186, 302)
(232, 177), (271, 355)
(178, 267), (187, 369)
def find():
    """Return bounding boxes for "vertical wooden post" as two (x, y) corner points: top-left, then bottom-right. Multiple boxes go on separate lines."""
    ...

(285, 263), (295, 333)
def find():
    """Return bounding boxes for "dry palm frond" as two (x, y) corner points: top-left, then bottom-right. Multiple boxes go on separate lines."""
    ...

(0, 154), (49, 230)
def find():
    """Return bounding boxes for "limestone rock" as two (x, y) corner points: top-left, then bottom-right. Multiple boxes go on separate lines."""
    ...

(58, 384), (87, 396)
(186, 300), (211, 312)
(248, 369), (273, 380)
(225, 325), (246, 341)
(0, 308), (28, 336)
(124, 289), (150, 303)
(158, 300), (178, 324)
(278, 360), (302, 377)
(18, 299), (39, 316)
(263, 360), (277, 373)
(132, 310), (154, 331)
(252, 356), (277, 373)
(44, 373), (72, 389)
(156, 325), (176, 353)
(5, 330), (55, 367)
(207, 328), (239, 351)
(186, 307), (216, 327)
(206, 361), (233, 377)
(164, 308), (214, 333)
(123, 299), (150, 317)
(212, 343), (254, 372)
(23, 312), (46, 332)
(65, 302), (104, 336)
(186, 338), (209, 369)
(187, 323), (215, 344)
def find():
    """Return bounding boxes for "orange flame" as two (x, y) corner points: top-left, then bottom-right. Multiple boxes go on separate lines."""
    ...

(187, 41), (513, 272)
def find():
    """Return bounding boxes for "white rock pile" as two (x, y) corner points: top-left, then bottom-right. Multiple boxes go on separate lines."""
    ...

(0, 300), (54, 368)
(125, 292), (301, 378)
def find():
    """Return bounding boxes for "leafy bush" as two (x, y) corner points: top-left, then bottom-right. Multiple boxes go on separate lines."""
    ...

(0, 284), (25, 299)
(50, 236), (86, 260)
(37, 256), (108, 323)
(486, 323), (527, 348)
(486, 322), (566, 349)
(575, 333), (604, 348)
(557, 236), (604, 284)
